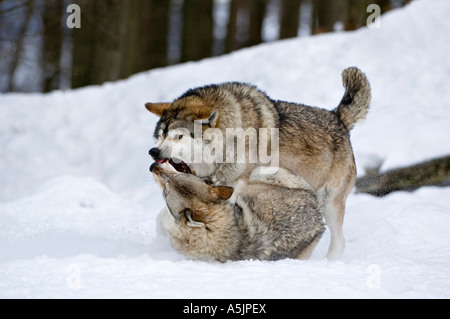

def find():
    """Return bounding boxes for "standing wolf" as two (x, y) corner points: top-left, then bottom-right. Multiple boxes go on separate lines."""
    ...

(146, 67), (370, 259)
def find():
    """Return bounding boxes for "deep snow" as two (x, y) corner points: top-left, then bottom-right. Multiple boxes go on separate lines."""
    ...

(1, 0), (449, 298)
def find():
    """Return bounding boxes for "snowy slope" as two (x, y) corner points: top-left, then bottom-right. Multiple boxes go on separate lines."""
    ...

(1, 0), (450, 298)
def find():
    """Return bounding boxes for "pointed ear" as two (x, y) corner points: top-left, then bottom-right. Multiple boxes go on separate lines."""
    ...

(199, 110), (219, 127)
(145, 102), (170, 117)
(210, 185), (234, 200)
(183, 209), (206, 227)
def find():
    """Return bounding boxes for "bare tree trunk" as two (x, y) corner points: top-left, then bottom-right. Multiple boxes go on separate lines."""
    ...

(345, 0), (367, 31)
(72, 0), (128, 87)
(181, 0), (213, 62)
(7, 0), (34, 92)
(355, 156), (450, 197)
(312, 0), (346, 34)
(72, 1), (170, 88)
(42, 0), (63, 92)
(225, 0), (243, 53)
(90, 0), (126, 84)
(118, 1), (140, 79)
(375, 0), (392, 13)
(138, 0), (170, 71)
(279, 0), (302, 39)
(247, 0), (267, 47)
(71, 0), (96, 88)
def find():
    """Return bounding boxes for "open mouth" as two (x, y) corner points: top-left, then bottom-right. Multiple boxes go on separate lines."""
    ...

(153, 158), (192, 174)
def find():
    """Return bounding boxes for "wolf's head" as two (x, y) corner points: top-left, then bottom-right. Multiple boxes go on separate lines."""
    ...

(146, 96), (221, 178)
(151, 160), (241, 262)
(146, 83), (280, 183)
(150, 161), (233, 228)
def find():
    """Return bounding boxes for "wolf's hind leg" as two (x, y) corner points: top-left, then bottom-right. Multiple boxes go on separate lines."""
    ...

(296, 231), (323, 260)
(321, 187), (348, 260)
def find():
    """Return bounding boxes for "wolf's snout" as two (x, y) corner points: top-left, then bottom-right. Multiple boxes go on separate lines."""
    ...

(149, 147), (160, 159)
(149, 162), (158, 172)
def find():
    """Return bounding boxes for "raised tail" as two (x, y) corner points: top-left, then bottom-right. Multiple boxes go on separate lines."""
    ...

(333, 67), (371, 131)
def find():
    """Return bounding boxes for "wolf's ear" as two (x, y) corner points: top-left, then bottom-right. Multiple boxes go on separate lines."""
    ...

(210, 186), (234, 200)
(190, 210), (207, 226)
(145, 102), (170, 117)
(199, 110), (219, 127)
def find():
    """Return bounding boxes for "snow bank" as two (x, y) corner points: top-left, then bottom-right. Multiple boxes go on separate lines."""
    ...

(1, 0), (449, 298)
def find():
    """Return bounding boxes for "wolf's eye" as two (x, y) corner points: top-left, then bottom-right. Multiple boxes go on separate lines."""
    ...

(175, 134), (183, 140)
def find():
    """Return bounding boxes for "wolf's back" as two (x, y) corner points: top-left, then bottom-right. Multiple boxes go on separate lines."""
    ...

(333, 67), (371, 131)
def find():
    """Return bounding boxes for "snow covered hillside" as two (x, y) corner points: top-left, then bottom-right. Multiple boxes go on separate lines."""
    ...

(1, 0), (449, 298)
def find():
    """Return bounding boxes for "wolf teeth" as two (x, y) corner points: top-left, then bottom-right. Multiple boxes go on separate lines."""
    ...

(161, 161), (177, 172)
(154, 158), (192, 174)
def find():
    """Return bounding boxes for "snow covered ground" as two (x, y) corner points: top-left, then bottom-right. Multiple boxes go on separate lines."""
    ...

(1, 0), (449, 298)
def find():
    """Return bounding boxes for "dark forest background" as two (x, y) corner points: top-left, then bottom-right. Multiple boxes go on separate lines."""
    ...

(0, 0), (411, 93)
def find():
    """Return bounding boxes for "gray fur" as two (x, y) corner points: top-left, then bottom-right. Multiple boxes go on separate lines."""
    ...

(333, 67), (371, 131)
(153, 164), (325, 262)
(146, 67), (371, 259)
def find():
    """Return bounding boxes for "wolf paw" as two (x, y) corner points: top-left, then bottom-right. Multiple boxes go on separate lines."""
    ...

(249, 166), (313, 190)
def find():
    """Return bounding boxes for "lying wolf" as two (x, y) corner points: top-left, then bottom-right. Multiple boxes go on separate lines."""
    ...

(152, 161), (325, 262)
(146, 67), (370, 259)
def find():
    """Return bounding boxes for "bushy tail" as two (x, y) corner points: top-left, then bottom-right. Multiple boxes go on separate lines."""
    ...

(333, 67), (371, 131)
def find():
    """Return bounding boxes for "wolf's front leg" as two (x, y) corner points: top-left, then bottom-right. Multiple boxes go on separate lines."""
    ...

(208, 163), (248, 186)
(249, 166), (313, 190)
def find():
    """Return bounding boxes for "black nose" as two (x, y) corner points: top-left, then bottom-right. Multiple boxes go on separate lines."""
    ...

(149, 162), (158, 172)
(149, 147), (160, 159)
